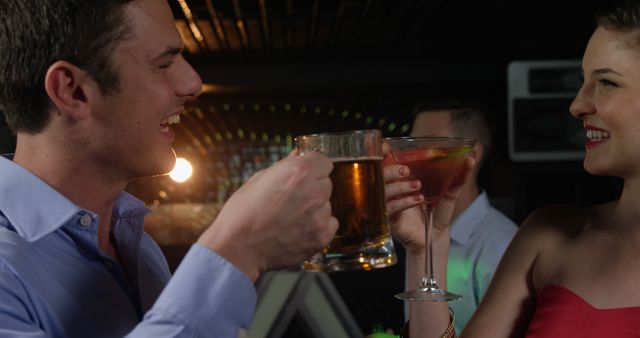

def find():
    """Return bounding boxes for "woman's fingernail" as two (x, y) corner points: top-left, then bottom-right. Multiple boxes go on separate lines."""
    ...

(399, 167), (405, 176)
(414, 194), (423, 201)
(410, 180), (419, 189)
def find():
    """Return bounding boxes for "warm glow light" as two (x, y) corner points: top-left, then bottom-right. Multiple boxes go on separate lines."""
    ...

(169, 158), (193, 183)
(177, 0), (204, 42)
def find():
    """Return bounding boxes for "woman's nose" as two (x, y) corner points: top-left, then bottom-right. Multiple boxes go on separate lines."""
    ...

(569, 84), (593, 119)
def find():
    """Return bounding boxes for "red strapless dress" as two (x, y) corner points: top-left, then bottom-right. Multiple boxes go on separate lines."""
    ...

(525, 285), (640, 337)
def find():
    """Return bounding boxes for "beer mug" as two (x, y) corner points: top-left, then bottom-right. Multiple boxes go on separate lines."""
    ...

(296, 129), (397, 272)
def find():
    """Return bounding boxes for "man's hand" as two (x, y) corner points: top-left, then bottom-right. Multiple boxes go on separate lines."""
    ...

(197, 151), (338, 281)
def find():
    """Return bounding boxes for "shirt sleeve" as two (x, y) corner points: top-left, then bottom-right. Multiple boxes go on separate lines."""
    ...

(127, 244), (257, 338)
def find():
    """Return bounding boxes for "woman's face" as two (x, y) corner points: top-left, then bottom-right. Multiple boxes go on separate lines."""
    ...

(570, 26), (640, 179)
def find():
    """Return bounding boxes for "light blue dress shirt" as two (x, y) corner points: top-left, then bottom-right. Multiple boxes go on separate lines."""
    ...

(0, 156), (256, 337)
(447, 191), (518, 333)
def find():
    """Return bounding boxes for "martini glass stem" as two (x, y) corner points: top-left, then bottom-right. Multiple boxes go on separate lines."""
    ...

(422, 203), (439, 290)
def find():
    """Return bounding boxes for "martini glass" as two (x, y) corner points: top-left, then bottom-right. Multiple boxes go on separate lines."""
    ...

(386, 136), (476, 302)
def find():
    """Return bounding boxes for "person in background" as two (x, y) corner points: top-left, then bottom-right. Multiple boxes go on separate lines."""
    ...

(386, 0), (640, 337)
(407, 101), (518, 332)
(0, 0), (337, 337)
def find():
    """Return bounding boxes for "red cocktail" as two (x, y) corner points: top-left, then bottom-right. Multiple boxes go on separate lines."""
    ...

(386, 137), (475, 302)
(394, 146), (472, 204)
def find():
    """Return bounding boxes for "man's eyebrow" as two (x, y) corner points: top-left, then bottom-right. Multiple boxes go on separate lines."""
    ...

(153, 46), (183, 60)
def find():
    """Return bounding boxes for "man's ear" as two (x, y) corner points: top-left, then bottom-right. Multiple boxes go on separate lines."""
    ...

(44, 61), (95, 121)
(471, 142), (484, 166)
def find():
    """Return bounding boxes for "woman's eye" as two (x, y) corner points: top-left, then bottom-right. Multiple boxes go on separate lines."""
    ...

(598, 79), (618, 87)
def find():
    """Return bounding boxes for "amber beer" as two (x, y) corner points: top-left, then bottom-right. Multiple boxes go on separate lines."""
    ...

(327, 157), (389, 254)
(298, 129), (396, 272)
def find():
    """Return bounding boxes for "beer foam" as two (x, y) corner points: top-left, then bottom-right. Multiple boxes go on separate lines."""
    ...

(332, 156), (383, 163)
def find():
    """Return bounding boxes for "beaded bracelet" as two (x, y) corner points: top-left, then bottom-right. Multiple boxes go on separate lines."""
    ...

(399, 307), (456, 338)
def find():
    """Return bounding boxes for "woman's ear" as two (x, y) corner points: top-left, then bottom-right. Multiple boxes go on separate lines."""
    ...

(44, 61), (95, 121)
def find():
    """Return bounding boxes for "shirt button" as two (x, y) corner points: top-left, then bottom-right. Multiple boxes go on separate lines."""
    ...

(79, 215), (92, 227)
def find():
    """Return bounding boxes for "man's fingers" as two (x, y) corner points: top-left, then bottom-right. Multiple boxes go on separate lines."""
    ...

(309, 201), (338, 250)
(298, 151), (334, 179)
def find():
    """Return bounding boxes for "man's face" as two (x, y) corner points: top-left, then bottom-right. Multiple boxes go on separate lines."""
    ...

(410, 111), (453, 138)
(89, 0), (202, 179)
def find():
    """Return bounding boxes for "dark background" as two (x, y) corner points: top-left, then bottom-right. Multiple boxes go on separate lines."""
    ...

(0, 0), (623, 335)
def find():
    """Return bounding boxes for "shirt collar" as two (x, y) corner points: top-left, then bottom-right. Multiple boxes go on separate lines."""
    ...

(450, 191), (491, 246)
(0, 156), (149, 242)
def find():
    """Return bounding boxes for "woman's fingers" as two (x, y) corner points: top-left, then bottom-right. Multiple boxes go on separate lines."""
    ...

(385, 179), (421, 201)
(387, 193), (424, 215)
(383, 163), (410, 182)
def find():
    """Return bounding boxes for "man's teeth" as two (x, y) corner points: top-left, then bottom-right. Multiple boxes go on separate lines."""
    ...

(159, 115), (181, 132)
(586, 129), (610, 140)
(164, 115), (180, 125)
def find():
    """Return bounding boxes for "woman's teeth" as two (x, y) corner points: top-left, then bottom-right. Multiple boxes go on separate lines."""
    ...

(586, 129), (610, 141)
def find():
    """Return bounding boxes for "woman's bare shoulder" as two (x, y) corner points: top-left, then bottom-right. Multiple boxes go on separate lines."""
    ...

(518, 204), (593, 247)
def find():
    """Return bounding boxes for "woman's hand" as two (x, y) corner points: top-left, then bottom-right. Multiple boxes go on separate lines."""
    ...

(382, 142), (475, 255)
(383, 142), (426, 255)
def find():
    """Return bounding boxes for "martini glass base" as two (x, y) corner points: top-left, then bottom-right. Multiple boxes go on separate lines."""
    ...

(395, 285), (462, 302)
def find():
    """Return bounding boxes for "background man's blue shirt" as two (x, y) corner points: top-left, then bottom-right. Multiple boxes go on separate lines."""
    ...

(448, 191), (519, 333)
(0, 156), (256, 337)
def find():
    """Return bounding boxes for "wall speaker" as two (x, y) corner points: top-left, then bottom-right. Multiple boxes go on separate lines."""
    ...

(507, 60), (585, 161)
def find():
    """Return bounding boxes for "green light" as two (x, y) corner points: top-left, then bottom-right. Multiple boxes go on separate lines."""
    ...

(314, 107), (322, 114)
(378, 118), (386, 127)
(388, 123), (396, 132)
(447, 253), (472, 295)
(286, 134), (293, 151)
(262, 132), (269, 142)
(204, 135), (213, 145)
(274, 134), (281, 144)
(215, 133), (223, 141)
(341, 110), (349, 118)
(354, 112), (362, 120)
(222, 103), (230, 111)
(400, 124), (410, 134)
(237, 129), (245, 139)
(446, 251), (492, 332)
(365, 116), (373, 124)
(253, 104), (261, 111)
(225, 131), (233, 140)
(285, 103), (292, 111)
